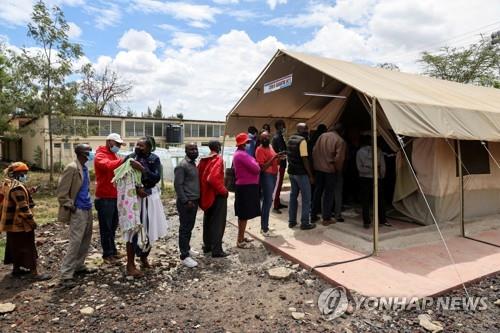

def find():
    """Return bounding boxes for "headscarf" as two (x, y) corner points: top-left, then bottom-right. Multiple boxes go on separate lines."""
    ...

(3, 162), (29, 178)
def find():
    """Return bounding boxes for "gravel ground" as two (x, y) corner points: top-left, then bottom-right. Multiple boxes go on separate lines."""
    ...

(0, 201), (499, 333)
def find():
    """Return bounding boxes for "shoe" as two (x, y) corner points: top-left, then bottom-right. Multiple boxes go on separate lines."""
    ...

(311, 215), (320, 223)
(260, 229), (278, 237)
(30, 273), (52, 281)
(182, 257), (198, 268)
(75, 267), (97, 275)
(11, 269), (30, 277)
(321, 219), (334, 226)
(335, 216), (345, 222)
(212, 251), (229, 258)
(288, 222), (297, 228)
(272, 208), (282, 214)
(202, 246), (212, 254)
(278, 203), (288, 209)
(60, 279), (77, 288)
(189, 249), (200, 257)
(103, 256), (118, 265)
(300, 223), (316, 230)
(381, 222), (392, 227)
(363, 224), (370, 229)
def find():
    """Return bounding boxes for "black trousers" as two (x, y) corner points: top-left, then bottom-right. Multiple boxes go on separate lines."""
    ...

(177, 199), (199, 260)
(359, 177), (387, 225)
(203, 195), (227, 255)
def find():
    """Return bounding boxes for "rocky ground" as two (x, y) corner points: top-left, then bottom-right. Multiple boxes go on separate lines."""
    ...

(0, 199), (499, 333)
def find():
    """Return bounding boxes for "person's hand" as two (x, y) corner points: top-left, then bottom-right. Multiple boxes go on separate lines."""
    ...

(29, 186), (39, 194)
(185, 200), (195, 209)
(130, 160), (145, 172)
(309, 176), (315, 185)
(136, 187), (148, 198)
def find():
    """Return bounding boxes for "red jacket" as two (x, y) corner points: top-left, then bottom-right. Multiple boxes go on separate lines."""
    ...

(94, 146), (123, 199)
(198, 153), (228, 211)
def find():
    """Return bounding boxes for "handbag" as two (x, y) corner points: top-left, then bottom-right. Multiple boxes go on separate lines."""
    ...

(224, 164), (236, 192)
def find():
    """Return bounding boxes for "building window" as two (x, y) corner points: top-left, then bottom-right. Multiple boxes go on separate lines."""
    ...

(63, 142), (71, 150)
(99, 120), (111, 136)
(111, 121), (121, 135)
(213, 125), (220, 137)
(125, 121), (134, 137)
(456, 140), (490, 175)
(129, 142), (135, 151)
(88, 120), (99, 136)
(135, 122), (145, 136)
(199, 124), (206, 137)
(220, 125), (225, 136)
(154, 123), (163, 137)
(54, 143), (61, 148)
(184, 124), (191, 137)
(207, 124), (213, 137)
(191, 124), (199, 137)
(145, 122), (154, 136)
(74, 119), (87, 136)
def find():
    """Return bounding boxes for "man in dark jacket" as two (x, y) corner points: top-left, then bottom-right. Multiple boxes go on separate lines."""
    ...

(198, 141), (229, 258)
(272, 120), (288, 213)
(286, 123), (316, 230)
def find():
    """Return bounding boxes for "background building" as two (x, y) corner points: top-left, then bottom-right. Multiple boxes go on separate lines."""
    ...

(1, 115), (234, 169)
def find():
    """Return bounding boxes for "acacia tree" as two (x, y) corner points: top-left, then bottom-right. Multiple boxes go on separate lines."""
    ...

(22, 1), (82, 183)
(80, 63), (132, 115)
(420, 38), (499, 88)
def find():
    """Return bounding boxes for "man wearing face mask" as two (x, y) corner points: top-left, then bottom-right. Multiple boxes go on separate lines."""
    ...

(198, 140), (229, 257)
(94, 133), (125, 264)
(174, 143), (200, 268)
(286, 123), (316, 230)
(57, 144), (95, 286)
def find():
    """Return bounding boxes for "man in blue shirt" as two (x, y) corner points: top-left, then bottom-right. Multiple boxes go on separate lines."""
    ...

(57, 144), (95, 286)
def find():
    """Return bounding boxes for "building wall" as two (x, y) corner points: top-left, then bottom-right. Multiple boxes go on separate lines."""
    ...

(17, 115), (235, 169)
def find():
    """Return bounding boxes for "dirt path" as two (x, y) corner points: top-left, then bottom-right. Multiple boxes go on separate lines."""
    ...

(0, 203), (499, 332)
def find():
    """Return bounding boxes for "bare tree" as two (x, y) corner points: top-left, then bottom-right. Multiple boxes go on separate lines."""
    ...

(80, 63), (132, 115)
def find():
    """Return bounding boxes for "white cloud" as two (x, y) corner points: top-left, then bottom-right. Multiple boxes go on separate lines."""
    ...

(157, 23), (178, 32)
(267, 0), (287, 10)
(0, 0), (85, 26)
(67, 22), (82, 39)
(213, 0), (239, 4)
(87, 3), (122, 29)
(170, 32), (206, 49)
(132, 0), (221, 28)
(118, 29), (157, 52)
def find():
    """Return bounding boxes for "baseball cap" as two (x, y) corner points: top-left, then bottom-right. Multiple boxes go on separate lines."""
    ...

(235, 132), (249, 146)
(106, 133), (124, 144)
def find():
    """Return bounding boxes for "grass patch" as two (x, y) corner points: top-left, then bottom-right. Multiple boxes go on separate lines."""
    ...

(0, 237), (5, 261)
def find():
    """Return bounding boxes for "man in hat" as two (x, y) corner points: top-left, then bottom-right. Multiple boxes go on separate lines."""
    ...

(57, 144), (95, 286)
(94, 133), (125, 263)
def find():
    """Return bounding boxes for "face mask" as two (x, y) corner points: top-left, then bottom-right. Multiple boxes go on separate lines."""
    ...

(187, 152), (199, 161)
(110, 146), (120, 154)
(87, 151), (95, 162)
(18, 174), (28, 183)
(261, 139), (270, 147)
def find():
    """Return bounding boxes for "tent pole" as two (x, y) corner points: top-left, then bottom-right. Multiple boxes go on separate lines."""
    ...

(371, 96), (379, 256)
(457, 140), (465, 237)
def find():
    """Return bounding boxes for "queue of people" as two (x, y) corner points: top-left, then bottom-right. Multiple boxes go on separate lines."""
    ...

(1, 120), (391, 280)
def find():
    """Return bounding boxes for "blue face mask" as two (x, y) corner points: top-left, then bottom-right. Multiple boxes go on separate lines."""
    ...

(18, 174), (28, 183)
(110, 146), (120, 154)
(87, 151), (95, 162)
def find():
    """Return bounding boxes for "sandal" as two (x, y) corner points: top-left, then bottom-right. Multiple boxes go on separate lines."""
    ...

(237, 241), (253, 249)
(243, 237), (254, 243)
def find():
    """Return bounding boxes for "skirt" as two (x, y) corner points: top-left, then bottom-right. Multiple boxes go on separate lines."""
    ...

(4, 231), (38, 270)
(234, 184), (261, 220)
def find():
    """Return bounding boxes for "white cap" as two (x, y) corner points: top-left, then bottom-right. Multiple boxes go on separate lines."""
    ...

(106, 133), (124, 144)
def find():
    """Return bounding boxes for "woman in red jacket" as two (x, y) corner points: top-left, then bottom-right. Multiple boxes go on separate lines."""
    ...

(198, 141), (229, 258)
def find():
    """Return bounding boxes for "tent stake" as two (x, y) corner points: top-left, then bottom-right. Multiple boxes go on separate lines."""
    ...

(371, 96), (379, 256)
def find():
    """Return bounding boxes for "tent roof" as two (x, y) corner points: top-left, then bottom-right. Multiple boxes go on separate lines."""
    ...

(226, 49), (500, 141)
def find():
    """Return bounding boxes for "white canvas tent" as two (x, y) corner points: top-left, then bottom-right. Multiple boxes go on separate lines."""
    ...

(225, 49), (500, 226)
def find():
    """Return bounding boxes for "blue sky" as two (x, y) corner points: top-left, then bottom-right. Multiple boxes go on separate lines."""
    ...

(1, 0), (499, 120)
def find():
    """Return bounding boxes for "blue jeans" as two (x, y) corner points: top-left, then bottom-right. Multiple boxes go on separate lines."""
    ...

(94, 198), (118, 259)
(288, 174), (312, 226)
(260, 173), (277, 232)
